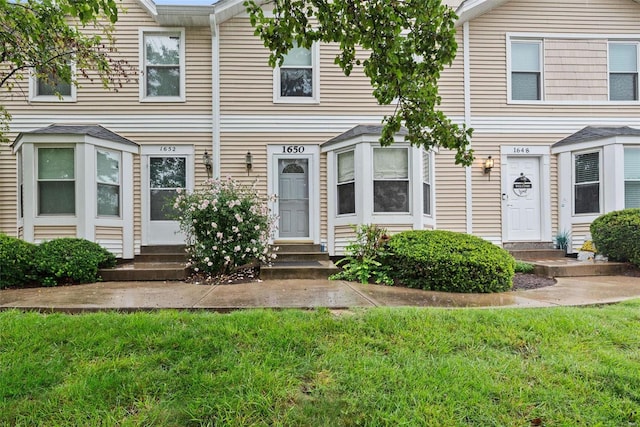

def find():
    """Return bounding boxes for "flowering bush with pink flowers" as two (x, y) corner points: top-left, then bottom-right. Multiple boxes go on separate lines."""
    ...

(174, 178), (278, 276)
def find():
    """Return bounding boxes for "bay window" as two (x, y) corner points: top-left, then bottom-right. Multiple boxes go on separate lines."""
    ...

(625, 147), (640, 208)
(423, 151), (432, 215)
(37, 147), (75, 215)
(337, 150), (355, 215)
(373, 147), (409, 213)
(574, 151), (600, 215)
(97, 150), (121, 216)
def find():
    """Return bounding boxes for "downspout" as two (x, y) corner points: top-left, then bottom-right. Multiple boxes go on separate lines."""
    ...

(463, 20), (473, 235)
(210, 13), (221, 179)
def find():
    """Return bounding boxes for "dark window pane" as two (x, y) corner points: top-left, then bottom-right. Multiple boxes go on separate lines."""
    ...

(512, 72), (540, 100)
(338, 182), (355, 215)
(374, 181), (409, 213)
(150, 189), (179, 221)
(280, 68), (313, 97)
(575, 183), (599, 214)
(610, 73), (638, 100)
(37, 78), (71, 97)
(38, 181), (75, 214)
(575, 152), (599, 183)
(146, 67), (180, 97)
(625, 181), (640, 208)
(423, 183), (431, 215)
(150, 157), (186, 188)
(98, 184), (120, 216)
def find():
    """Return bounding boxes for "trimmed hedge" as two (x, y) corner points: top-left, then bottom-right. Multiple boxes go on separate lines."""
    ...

(387, 230), (515, 293)
(591, 208), (640, 267)
(0, 234), (37, 289)
(34, 238), (117, 286)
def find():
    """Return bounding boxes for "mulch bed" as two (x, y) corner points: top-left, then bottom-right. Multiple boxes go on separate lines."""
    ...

(511, 272), (556, 291)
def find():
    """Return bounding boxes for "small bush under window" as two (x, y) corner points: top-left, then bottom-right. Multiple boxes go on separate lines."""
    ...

(591, 208), (640, 267)
(0, 234), (37, 289)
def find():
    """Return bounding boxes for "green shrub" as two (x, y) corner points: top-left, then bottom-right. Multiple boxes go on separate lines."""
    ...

(0, 234), (37, 289)
(387, 230), (515, 293)
(330, 224), (393, 285)
(514, 261), (535, 274)
(34, 238), (117, 286)
(591, 208), (640, 267)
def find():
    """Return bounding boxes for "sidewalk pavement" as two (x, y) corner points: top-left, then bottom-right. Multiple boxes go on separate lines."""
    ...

(2, 275), (640, 312)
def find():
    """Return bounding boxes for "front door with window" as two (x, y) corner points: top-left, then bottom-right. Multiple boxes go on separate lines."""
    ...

(142, 147), (193, 245)
(504, 156), (542, 241)
(278, 158), (309, 238)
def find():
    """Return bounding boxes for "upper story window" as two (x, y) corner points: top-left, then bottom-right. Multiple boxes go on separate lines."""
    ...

(373, 147), (409, 213)
(336, 150), (355, 215)
(274, 41), (319, 103)
(510, 40), (542, 101)
(97, 150), (121, 217)
(30, 64), (76, 102)
(37, 147), (75, 215)
(625, 147), (640, 208)
(141, 29), (185, 102)
(609, 43), (639, 101)
(574, 151), (600, 215)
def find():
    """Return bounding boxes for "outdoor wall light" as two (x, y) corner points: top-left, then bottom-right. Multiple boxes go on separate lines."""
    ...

(484, 156), (494, 174)
(203, 151), (212, 178)
(245, 151), (253, 175)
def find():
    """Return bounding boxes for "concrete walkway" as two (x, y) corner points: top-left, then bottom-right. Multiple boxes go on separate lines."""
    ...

(2, 275), (640, 312)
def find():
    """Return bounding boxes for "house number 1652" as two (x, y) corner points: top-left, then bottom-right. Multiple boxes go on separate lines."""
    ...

(282, 145), (305, 154)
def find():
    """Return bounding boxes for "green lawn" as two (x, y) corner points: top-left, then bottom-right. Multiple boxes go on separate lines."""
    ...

(1, 302), (639, 426)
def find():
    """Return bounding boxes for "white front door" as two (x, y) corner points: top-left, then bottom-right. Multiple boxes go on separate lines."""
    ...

(505, 156), (542, 241)
(278, 158), (310, 238)
(142, 146), (194, 245)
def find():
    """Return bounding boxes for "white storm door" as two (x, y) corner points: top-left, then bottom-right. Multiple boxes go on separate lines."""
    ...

(142, 149), (193, 245)
(278, 158), (310, 238)
(505, 156), (542, 241)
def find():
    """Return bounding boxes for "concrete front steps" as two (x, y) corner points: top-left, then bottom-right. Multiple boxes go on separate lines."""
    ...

(260, 242), (339, 280)
(99, 245), (188, 281)
(506, 242), (629, 278)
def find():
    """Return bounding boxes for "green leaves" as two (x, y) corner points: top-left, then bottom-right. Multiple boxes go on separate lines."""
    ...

(246, 0), (473, 165)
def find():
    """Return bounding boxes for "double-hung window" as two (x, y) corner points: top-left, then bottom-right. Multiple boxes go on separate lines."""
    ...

(141, 30), (185, 101)
(37, 147), (75, 215)
(511, 40), (542, 101)
(574, 151), (600, 215)
(373, 148), (409, 213)
(97, 150), (121, 216)
(422, 151), (431, 216)
(625, 147), (640, 208)
(275, 41), (319, 103)
(30, 63), (75, 102)
(337, 150), (355, 215)
(609, 43), (639, 101)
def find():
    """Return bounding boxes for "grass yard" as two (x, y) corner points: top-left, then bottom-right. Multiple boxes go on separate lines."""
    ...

(1, 302), (640, 426)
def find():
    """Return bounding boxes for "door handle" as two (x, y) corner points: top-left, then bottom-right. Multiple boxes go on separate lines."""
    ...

(501, 193), (508, 201)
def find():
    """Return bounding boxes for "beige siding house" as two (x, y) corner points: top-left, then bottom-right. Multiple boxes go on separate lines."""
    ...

(2, 0), (640, 258)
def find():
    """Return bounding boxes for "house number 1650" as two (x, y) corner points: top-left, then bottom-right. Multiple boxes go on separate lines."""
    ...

(282, 145), (305, 154)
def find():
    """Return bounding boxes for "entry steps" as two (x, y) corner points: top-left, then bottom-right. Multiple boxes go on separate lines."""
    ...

(506, 242), (629, 278)
(99, 243), (339, 282)
(99, 245), (188, 282)
(260, 243), (339, 280)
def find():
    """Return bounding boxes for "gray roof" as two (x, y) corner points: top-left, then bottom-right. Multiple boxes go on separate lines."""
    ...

(553, 126), (640, 148)
(323, 124), (408, 146)
(19, 124), (138, 146)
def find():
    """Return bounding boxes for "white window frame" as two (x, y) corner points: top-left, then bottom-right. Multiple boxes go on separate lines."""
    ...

(336, 149), (356, 216)
(608, 41), (639, 102)
(572, 149), (602, 216)
(422, 150), (433, 217)
(36, 145), (76, 216)
(372, 146), (411, 214)
(507, 37), (544, 103)
(273, 42), (320, 104)
(624, 147), (640, 208)
(29, 63), (77, 103)
(139, 28), (186, 102)
(96, 148), (122, 218)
